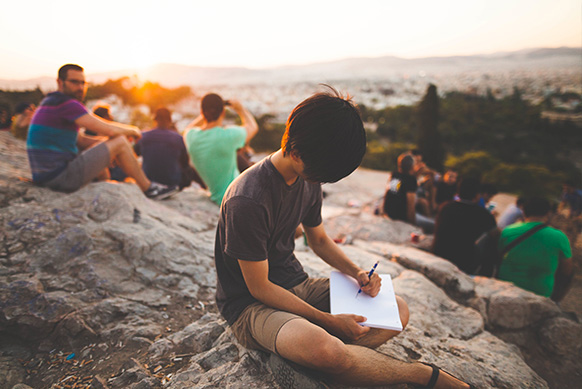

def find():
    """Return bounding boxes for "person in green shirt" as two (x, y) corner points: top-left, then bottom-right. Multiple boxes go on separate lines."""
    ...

(183, 93), (258, 205)
(498, 197), (573, 300)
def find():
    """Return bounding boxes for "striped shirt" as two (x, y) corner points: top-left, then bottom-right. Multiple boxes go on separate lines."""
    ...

(26, 92), (88, 184)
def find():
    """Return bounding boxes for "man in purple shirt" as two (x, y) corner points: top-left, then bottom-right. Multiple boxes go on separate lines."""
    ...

(27, 64), (177, 200)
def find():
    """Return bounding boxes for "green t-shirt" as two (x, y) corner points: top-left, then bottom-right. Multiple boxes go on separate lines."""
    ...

(184, 126), (246, 205)
(498, 222), (571, 297)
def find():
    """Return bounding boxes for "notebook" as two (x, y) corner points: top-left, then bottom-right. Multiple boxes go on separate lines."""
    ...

(330, 271), (402, 331)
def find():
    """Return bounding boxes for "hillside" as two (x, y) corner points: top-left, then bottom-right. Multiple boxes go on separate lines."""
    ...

(0, 131), (581, 388)
(0, 47), (579, 90)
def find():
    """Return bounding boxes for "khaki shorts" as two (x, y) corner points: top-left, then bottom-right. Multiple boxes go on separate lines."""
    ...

(45, 142), (110, 193)
(230, 278), (330, 355)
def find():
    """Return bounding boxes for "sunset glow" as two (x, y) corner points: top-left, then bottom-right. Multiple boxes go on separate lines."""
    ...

(0, 0), (580, 79)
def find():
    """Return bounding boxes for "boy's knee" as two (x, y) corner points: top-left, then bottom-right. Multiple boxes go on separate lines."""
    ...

(105, 135), (131, 155)
(309, 337), (352, 373)
(397, 296), (410, 329)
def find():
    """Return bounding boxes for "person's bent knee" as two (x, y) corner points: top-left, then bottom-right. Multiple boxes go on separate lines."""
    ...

(308, 337), (352, 374)
(396, 296), (410, 329)
(105, 136), (132, 156)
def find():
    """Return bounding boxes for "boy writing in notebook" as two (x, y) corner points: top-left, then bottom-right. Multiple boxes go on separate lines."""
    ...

(214, 87), (472, 388)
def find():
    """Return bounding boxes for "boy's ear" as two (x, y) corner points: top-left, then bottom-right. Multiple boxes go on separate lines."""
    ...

(289, 149), (302, 163)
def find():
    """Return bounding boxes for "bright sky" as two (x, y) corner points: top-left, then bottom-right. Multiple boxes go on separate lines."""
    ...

(1, 0), (580, 79)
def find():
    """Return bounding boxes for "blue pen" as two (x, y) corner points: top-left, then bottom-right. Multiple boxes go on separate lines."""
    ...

(356, 260), (379, 298)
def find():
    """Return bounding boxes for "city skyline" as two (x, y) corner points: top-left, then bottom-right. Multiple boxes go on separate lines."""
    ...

(1, 0), (580, 80)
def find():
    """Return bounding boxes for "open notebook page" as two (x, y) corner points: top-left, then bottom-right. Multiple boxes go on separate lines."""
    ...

(330, 271), (402, 331)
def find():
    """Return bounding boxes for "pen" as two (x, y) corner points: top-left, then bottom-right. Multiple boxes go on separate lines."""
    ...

(356, 260), (379, 298)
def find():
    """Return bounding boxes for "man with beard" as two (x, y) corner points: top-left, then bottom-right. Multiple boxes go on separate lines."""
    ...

(26, 64), (177, 199)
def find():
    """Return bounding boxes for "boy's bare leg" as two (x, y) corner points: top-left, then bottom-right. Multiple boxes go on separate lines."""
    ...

(276, 320), (469, 388)
(105, 136), (151, 192)
(275, 296), (469, 388)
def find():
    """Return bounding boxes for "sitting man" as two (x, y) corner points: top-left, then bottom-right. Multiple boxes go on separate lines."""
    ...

(26, 64), (177, 200)
(383, 153), (435, 233)
(183, 93), (258, 205)
(432, 177), (497, 274)
(215, 88), (472, 388)
(499, 197), (573, 300)
(134, 107), (202, 190)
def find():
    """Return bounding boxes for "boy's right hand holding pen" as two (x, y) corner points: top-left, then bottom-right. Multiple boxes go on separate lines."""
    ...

(355, 261), (382, 298)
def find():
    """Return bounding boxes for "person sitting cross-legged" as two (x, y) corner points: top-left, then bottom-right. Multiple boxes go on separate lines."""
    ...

(26, 64), (177, 200)
(215, 87), (473, 388)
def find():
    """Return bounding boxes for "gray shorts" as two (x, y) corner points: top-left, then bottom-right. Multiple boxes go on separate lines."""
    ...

(44, 142), (111, 193)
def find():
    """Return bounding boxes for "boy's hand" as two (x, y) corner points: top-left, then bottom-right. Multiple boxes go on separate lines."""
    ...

(356, 271), (381, 297)
(325, 314), (370, 341)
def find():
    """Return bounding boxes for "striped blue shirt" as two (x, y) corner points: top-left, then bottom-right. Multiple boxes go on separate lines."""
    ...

(27, 92), (88, 183)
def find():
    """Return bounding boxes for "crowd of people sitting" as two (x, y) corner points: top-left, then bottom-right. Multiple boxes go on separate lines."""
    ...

(11, 63), (258, 203)
(3, 62), (581, 388)
(2, 63), (577, 304)
(380, 150), (575, 303)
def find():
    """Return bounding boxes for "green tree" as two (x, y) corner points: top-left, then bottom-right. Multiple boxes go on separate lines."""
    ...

(86, 78), (192, 111)
(417, 84), (445, 171)
(483, 163), (564, 199)
(361, 141), (415, 171)
(249, 114), (286, 152)
(445, 151), (500, 180)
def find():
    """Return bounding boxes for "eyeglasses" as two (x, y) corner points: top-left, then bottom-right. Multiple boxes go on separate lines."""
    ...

(65, 79), (89, 87)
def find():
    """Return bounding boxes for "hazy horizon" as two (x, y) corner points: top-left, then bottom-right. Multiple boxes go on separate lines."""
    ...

(1, 45), (580, 82)
(1, 0), (580, 80)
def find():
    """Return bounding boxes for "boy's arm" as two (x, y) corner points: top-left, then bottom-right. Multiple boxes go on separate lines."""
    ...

(551, 257), (574, 302)
(238, 258), (370, 341)
(183, 114), (205, 133)
(302, 223), (381, 297)
(228, 100), (258, 143)
(75, 113), (141, 139)
(77, 131), (106, 150)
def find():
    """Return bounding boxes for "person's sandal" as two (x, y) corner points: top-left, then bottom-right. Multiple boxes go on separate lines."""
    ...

(418, 362), (477, 389)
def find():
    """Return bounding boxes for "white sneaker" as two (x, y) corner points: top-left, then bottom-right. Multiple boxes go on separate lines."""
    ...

(144, 182), (179, 200)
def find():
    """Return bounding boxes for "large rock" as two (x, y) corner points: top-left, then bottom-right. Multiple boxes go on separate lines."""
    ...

(474, 277), (562, 329)
(0, 132), (578, 388)
(353, 240), (476, 301)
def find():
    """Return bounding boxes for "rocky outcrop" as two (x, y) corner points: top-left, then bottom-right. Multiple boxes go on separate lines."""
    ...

(0, 131), (579, 388)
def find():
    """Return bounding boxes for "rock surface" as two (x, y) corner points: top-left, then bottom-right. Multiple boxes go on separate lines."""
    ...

(0, 131), (580, 388)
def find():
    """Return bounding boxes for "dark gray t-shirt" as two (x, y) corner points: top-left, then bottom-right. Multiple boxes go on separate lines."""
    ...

(215, 156), (323, 324)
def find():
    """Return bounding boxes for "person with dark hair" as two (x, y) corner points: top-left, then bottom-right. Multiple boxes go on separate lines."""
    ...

(432, 177), (497, 274)
(214, 88), (472, 388)
(10, 102), (36, 140)
(134, 107), (203, 190)
(497, 196), (526, 230)
(382, 152), (435, 233)
(498, 197), (573, 300)
(183, 93), (258, 205)
(26, 64), (177, 200)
